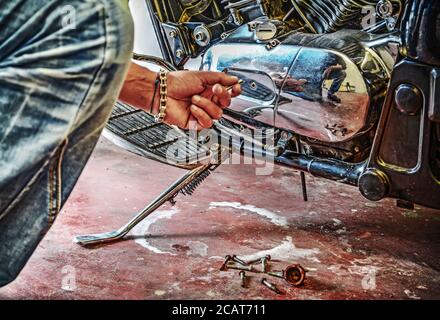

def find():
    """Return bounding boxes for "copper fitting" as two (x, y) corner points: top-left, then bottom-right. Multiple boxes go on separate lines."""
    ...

(267, 264), (306, 286)
(284, 264), (306, 286)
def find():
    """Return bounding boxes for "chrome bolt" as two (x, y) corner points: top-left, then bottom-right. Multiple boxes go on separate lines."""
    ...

(169, 30), (177, 38)
(220, 255), (232, 271)
(247, 255), (271, 265)
(376, 0), (394, 18)
(261, 278), (283, 295)
(232, 255), (248, 266)
(175, 49), (184, 58)
(194, 32), (205, 42)
(226, 263), (256, 272)
(248, 22), (258, 31)
(386, 17), (397, 30)
(239, 271), (246, 288)
(261, 256), (269, 273)
(267, 270), (284, 279)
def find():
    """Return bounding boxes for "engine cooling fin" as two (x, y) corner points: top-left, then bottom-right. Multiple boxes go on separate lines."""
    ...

(291, 0), (401, 33)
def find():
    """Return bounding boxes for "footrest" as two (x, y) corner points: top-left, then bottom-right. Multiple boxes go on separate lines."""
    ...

(103, 101), (211, 168)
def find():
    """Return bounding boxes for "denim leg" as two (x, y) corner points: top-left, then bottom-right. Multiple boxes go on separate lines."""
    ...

(0, 0), (133, 286)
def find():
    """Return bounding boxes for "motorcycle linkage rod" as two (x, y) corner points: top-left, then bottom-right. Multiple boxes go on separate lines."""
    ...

(294, 137), (308, 202)
(74, 144), (228, 247)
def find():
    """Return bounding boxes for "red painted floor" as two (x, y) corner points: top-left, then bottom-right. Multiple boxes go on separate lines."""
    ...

(0, 138), (439, 300)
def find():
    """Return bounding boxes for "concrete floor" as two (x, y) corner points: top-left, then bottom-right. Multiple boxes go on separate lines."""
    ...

(0, 138), (439, 300)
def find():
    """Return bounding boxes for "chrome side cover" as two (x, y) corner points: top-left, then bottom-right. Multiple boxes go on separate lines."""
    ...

(202, 23), (392, 143)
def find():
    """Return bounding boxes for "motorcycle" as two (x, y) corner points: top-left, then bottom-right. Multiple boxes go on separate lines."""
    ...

(75, 0), (440, 246)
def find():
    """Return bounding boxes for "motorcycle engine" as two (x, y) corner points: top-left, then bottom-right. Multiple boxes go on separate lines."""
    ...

(147, 0), (402, 157)
(148, 0), (401, 65)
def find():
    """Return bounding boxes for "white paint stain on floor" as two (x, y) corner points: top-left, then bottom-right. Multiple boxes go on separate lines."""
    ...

(130, 207), (179, 255)
(209, 201), (288, 227)
(128, 202), (318, 266)
(186, 241), (209, 257)
(238, 236), (320, 263)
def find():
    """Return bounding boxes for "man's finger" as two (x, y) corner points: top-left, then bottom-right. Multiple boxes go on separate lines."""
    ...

(212, 84), (231, 108)
(192, 95), (223, 119)
(231, 83), (242, 97)
(190, 104), (214, 129)
(197, 71), (239, 87)
(186, 115), (205, 131)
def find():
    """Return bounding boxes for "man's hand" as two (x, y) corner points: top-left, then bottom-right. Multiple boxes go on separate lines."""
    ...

(118, 63), (241, 130)
(165, 71), (241, 129)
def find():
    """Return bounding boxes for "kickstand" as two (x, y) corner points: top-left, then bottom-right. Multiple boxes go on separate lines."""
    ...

(74, 145), (228, 246)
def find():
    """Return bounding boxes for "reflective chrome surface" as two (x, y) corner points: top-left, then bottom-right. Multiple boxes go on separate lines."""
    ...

(202, 25), (392, 143)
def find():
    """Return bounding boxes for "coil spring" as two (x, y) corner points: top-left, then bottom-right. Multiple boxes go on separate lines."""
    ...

(180, 169), (212, 196)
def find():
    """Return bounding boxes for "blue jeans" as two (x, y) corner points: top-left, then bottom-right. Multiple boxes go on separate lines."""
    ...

(0, 0), (133, 286)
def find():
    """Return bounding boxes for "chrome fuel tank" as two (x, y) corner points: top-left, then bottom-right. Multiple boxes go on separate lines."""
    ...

(201, 21), (393, 143)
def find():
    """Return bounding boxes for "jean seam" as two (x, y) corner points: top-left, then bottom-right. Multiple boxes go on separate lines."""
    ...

(48, 158), (56, 224)
(0, 152), (52, 222)
(48, 138), (69, 224)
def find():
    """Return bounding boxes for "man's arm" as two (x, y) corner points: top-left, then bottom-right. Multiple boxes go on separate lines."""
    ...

(118, 62), (241, 129)
(118, 61), (158, 111)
